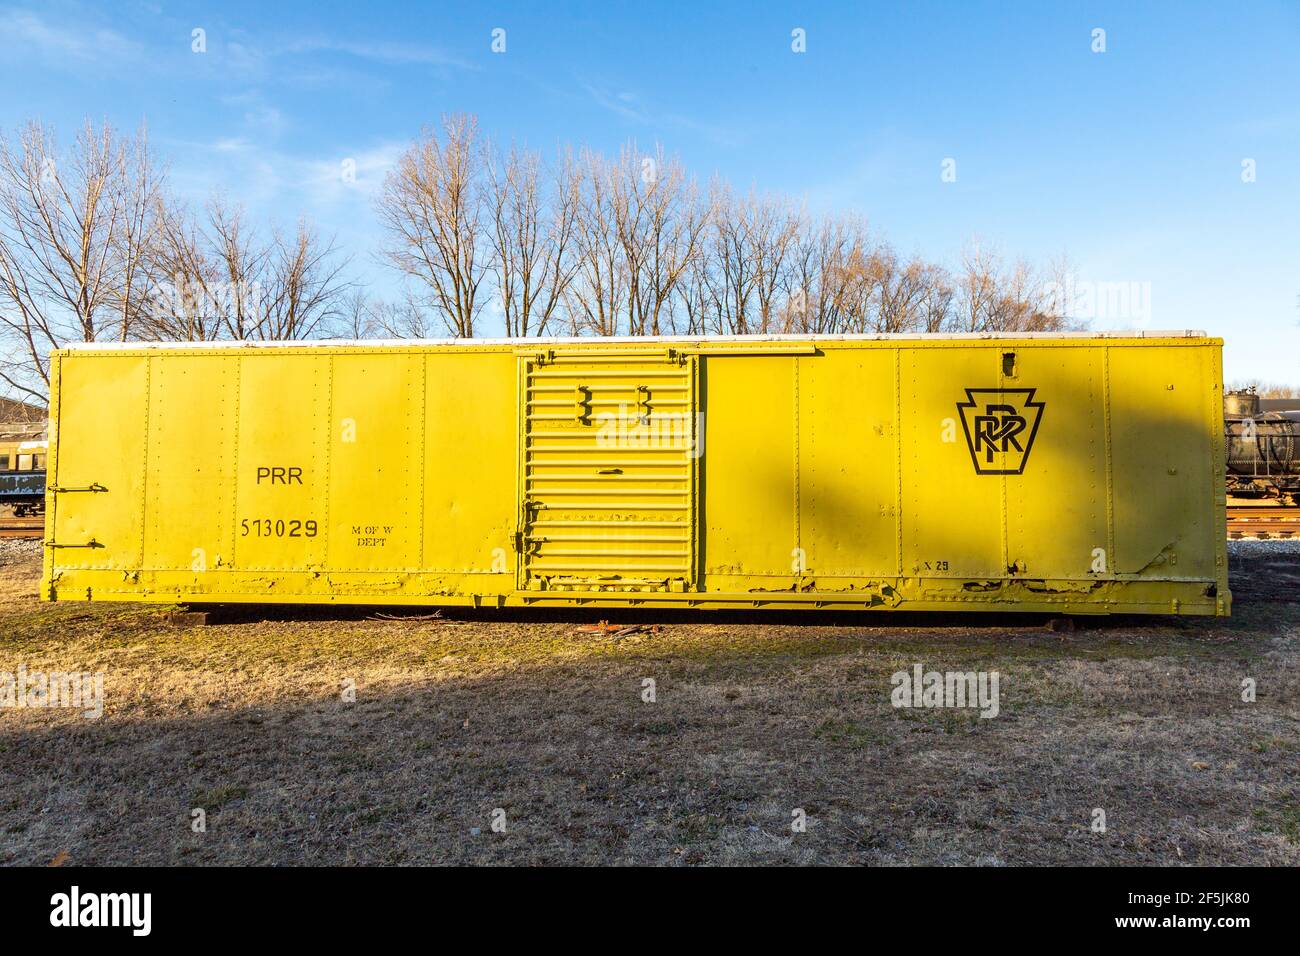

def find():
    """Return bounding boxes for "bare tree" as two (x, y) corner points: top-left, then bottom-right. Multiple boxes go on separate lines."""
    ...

(1035, 253), (1076, 330)
(566, 147), (629, 335)
(646, 160), (708, 335)
(0, 119), (162, 398)
(260, 219), (350, 340)
(144, 195), (348, 342)
(110, 130), (166, 343)
(778, 210), (815, 333)
(951, 239), (1072, 333)
(556, 142), (710, 337)
(610, 143), (708, 336)
(781, 214), (860, 333)
(699, 181), (755, 334)
(674, 207), (718, 335)
(203, 196), (269, 340)
(376, 114), (487, 337)
(0, 110), (1083, 372)
(828, 231), (889, 333)
(487, 143), (579, 337)
(745, 193), (798, 332)
(354, 112), (1076, 343)
(873, 247), (936, 333)
(953, 240), (1012, 332)
(371, 294), (435, 338)
(339, 289), (379, 339)
(143, 195), (271, 341)
(915, 261), (955, 332)
(138, 195), (228, 341)
(608, 144), (650, 335)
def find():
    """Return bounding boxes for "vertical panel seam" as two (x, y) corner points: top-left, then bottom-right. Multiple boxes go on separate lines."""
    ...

(401, 354), (410, 572)
(793, 356), (800, 568)
(1103, 347), (1115, 570)
(894, 349), (903, 578)
(1208, 345), (1228, 598)
(418, 355), (426, 571)
(231, 356), (241, 566)
(324, 355), (333, 571)
(138, 355), (151, 569)
(998, 348), (1008, 574)
(516, 357), (527, 590)
(44, 354), (62, 591)
(691, 354), (700, 591)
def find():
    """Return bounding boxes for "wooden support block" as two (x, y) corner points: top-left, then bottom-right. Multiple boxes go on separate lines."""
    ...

(167, 610), (211, 626)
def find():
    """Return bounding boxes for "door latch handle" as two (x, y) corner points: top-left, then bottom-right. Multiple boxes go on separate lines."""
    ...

(45, 538), (102, 549)
(53, 483), (107, 493)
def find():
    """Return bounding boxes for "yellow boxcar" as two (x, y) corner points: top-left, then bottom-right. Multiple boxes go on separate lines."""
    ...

(41, 333), (1229, 615)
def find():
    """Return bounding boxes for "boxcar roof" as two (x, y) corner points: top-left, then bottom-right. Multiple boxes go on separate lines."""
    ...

(61, 330), (1211, 351)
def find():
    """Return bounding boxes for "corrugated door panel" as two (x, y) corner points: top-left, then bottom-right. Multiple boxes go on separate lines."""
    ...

(1109, 345), (1216, 579)
(232, 353), (329, 571)
(1003, 347), (1109, 579)
(326, 353), (421, 570)
(143, 355), (235, 570)
(522, 353), (696, 591)
(900, 347), (1005, 579)
(422, 352), (517, 582)
(50, 354), (149, 572)
(702, 356), (795, 578)
(799, 349), (898, 577)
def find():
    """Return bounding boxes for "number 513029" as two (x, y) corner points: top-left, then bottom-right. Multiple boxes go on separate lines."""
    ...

(240, 518), (318, 538)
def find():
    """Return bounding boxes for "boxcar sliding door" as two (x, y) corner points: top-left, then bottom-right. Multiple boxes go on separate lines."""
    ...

(517, 350), (699, 594)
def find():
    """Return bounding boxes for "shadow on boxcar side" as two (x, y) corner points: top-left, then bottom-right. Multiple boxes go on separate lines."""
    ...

(179, 351), (1226, 629)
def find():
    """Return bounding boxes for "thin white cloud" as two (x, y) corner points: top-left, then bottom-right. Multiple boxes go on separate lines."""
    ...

(211, 137), (254, 154)
(172, 137), (404, 212)
(0, 7), (139, 62)
(220, 91), (288, 138)
(221, 39), (270, 81)
(580, 81), (744, 147)
(298, 142), (405, 205)
(583, 84), (650, 123)
(282, 35), (477, 70)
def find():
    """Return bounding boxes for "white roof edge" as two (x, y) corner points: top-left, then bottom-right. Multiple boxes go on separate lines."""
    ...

(60, 331), (1210, 351)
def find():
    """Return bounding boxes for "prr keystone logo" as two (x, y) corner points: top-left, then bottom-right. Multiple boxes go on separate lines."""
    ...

(957, 388), (1045, 475)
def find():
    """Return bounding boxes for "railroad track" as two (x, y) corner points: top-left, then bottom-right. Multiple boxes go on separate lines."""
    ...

(1227, 504), (1300, 539)
(0, 516), (44, 538)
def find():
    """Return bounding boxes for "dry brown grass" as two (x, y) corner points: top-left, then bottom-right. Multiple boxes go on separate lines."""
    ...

(1, 542), (1297, 866)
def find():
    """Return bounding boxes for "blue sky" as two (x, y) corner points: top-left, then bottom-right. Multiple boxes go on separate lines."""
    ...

(1, 0), (1297, 382)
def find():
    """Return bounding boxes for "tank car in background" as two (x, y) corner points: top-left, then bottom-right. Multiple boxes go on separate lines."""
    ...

(1224, 388), (1300, 505)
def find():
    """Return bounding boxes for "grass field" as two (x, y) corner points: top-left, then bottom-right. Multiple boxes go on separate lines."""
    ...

(1, 540), (1297, 866)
